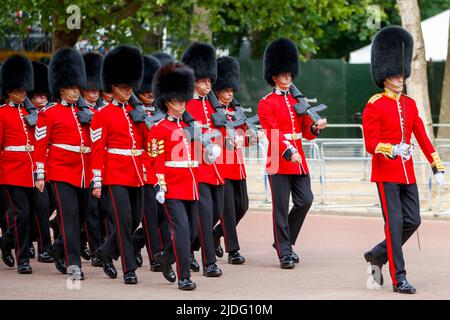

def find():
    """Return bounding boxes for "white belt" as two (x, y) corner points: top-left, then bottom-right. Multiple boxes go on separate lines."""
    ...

(53, 144), (91, 153)
(165, 160), (198, 168)
(107, 148), (143, 156)
(3, 145), (34, 152)
(284, 133), (302, 140)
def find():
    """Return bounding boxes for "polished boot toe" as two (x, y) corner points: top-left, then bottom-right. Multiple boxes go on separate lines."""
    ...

(228, 251), (246, 265)
(203, 263), (223, 277)
(48, 246), (67, 274)
(291, 251), (300, 264)
(38, 251), (55, 263)
(189, 253), (200, 272)
(135, 251), (143, 268)
(154, 252), (177, 283)
(80, 244), (91, 261)
(178, 278), (196, 291)
(364, 251), (384, 286)
(94, 248), (117, 279)
(123, 271), (138, 284)
(91, 255), (103, 267)
(150, 260), (162, 272)
(393, 280), (416, 294)
(18, 262), (33, 274)
(214, 233), (223, 258)
(280, 256), (295, 269)
(28, 246), (36, 259)
(0, 237), (15, 268)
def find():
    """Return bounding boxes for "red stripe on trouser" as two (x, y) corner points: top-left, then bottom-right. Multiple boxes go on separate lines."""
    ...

(162, 204), (181, 280)
(5, 190), (20, 262)
(157, 228), (163, 251)
(196, 213), (207, 264)
(268, 175), (282, 257)
(142, 215), (154, 259)
(5, 209), (11, 228)
(35, 216), (44, 251)
(84, 224), (92, 253)
(220, 216), (229, 252)
(53, 182), (70, 266)
(378, 182), (397, 286)
(104, 220), (109, 238)
(108, 186), (127, 273)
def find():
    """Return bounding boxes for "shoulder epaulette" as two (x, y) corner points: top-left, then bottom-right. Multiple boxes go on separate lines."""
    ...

(368, 93), (383, 104)
(262, 92), (274, 101)
(41, 102), (57, 112)
(0, 104), (6, 108)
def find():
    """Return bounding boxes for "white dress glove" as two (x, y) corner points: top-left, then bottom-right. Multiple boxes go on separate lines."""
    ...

(155, 191), (165, 204)
(393, 143), (413, 161)
(204, 144), (222, 164)
(435, 172), (445, 186)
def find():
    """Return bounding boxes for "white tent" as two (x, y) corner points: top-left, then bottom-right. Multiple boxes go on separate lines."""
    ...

(350, 9), (449, 63)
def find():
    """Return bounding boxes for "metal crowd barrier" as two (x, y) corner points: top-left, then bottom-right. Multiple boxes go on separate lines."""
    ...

(243, 123), (448, 213)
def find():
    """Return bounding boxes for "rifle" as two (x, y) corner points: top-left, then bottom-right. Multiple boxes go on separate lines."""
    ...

(23, 96), (38, 128)
(128, 93), (166, 129)
(289, 84), (327, 124)
(229, 99), (261, 141)
(182, 111), (222, 150)
(208, 92), (247, 150)
(76, 95), (94, 124)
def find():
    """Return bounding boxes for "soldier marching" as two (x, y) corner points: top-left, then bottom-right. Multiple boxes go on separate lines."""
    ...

(0, 30), (445, 294)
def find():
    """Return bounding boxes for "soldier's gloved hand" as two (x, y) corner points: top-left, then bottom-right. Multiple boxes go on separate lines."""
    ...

(204, 144), (221, 164)
(393, 143), (412, 160)
(435, 172), (445, 186)
(156, 191), (165, 204)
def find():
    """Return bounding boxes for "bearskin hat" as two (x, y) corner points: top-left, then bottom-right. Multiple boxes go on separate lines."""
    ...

(0, 54), (34, 97)
(213, 56), (240, 92)
(29, 61), (49, 97)
(263, 38), (299, 86)
(48, 48), (86, 98)
(138, 55), (161, 93)
(152, 62), (195, 110)
(83, 52), (104, 91)
(152, 52), (174, 67)
(102, 45), (144, 92)
(181, 42), (217, 81)
(370, 26), (414, 88)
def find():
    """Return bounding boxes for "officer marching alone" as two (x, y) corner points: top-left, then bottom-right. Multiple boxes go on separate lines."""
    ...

(362, 26), (445, 294)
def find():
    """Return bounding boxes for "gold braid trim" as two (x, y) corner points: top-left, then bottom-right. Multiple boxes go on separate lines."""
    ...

(431, 152), (445, 172)
(375, 143), (394, 159)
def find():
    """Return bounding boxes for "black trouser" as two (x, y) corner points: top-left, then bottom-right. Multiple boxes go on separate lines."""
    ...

(193, 183), (224, 266)
(213, 179), (249, 253)
(137, 185), (171, 262)
(82, 192), (102, 255)
(0, 186), (13, 234)
(268, 174), (313, 258)
(162, 199), (199, 280)
(369, 182), (421, 285)
(3, 186), (34, 264)
(30, 187), (52, 253)
(50, 181), (89, 268)
(102, 185), (143, 273)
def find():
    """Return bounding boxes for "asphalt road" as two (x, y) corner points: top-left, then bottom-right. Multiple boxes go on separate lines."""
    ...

(1, 211), (449, 300)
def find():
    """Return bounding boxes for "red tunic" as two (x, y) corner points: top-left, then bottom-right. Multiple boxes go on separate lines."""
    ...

(216, 104), (248, 181)
(362, 89), (442, 184)
(186, 97), (224, 185)
(142, 107), (158, 186)
(147, 114), (200, 201)
(34, 101), (91, 188)
(90, 100), (146, 187)
(258, 89), (319, 175)
(0, 102), (36, 187)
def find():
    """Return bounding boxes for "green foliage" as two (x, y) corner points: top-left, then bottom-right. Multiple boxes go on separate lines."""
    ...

(0, 0), (448, 59)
